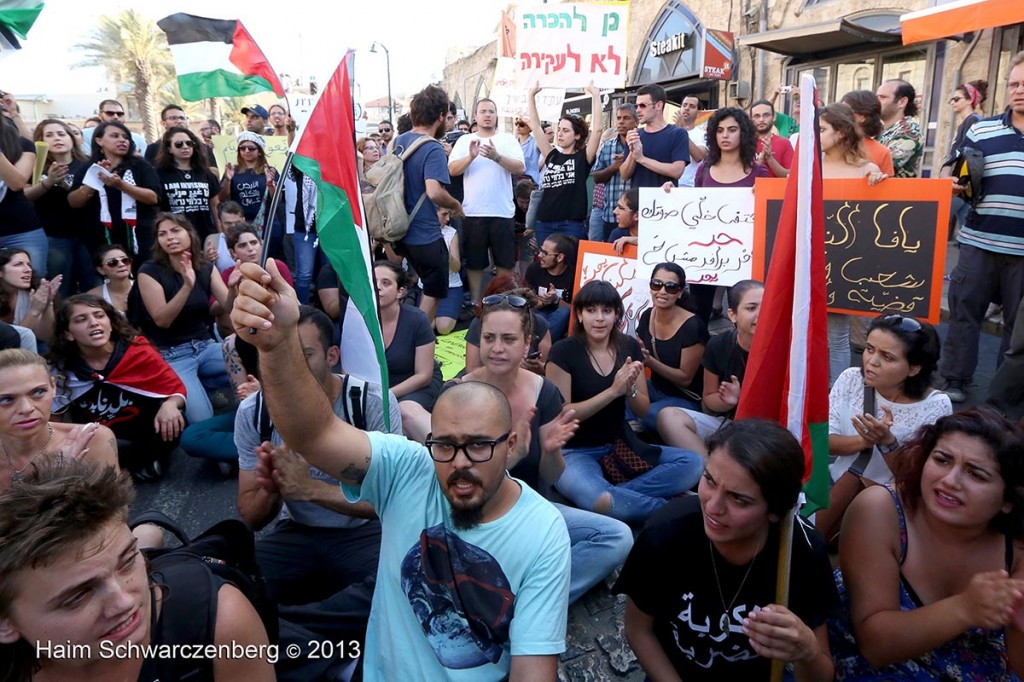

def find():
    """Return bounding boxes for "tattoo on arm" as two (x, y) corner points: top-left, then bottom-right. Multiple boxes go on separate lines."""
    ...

(339, 455), (371, 484)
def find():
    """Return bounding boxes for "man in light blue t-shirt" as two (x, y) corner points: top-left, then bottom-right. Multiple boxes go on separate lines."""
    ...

(229, 262), (572, 681)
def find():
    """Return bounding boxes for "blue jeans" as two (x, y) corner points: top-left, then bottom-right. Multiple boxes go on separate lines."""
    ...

(180, 410), (237, 461)
(535, 219), (586, 246)
(556, 444), (704, 522)
(160, 338), (231, 424)
(555, 503), (632, 603)
(1, 228), (48, 277)
(47, 237), (100, 297)
(588, 208), (606, 241)
(642, 380), (701, 433)
(536, 305), (571, 342)
(827, 313), (850, 386)
(289, 232), (318, 305)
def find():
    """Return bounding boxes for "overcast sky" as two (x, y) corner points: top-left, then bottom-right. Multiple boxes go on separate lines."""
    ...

(2, 1), (510, 102)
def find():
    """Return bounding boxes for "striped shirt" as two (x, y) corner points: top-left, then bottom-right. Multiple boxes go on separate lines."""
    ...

(959, 111), (1024, 256)
(592, 135), (631, 223)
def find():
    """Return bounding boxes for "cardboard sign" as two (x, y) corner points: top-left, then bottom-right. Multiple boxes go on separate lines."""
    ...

(517, 3), (630, 89)
(637, 187), (758, 286)
(755, 178), (949, 323)
(572, 240), (645, 337)
(211, 135), (290, 176)
(434, 329), (469, 381)
(491, 57), (565, 122)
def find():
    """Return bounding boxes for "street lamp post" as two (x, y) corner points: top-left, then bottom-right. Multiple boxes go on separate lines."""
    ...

(370, 41), (393, 123)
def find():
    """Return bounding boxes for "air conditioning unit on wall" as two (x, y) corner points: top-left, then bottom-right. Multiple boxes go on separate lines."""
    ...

(728, 81), (751, 100)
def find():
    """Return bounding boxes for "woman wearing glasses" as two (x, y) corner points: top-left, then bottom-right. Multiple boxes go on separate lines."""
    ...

(26, 119), (96, 297)
(941, 81), (988, 230)
(85, 244), (134, 314)
(527, 82), (603, 245)
(637, 262), (709, 434)
(829, 409), (1024, 681)
(546, 280), (704, 523)
(219, 132), (278, 230)
(155, 126), (220, 241)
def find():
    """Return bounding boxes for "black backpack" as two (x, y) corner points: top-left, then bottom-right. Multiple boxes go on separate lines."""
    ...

(130, 511), (279, 681)
(252, 374), (368, 443)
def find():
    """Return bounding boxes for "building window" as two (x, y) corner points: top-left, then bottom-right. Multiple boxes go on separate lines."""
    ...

(631, 0), (705, 86)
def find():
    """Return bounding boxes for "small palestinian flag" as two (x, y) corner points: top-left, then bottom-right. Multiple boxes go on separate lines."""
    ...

(157, 13), (284, 102)
(0, 0), (44, 59)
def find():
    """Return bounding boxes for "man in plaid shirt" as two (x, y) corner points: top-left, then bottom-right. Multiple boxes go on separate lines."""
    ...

(590, 103), (637, 241)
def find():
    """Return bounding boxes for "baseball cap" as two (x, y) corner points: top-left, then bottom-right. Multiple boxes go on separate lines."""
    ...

(241, 104), (270, 119)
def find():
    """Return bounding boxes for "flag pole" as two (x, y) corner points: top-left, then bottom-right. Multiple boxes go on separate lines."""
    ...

(258, 152), (293, 269)
(769, 505), (797, 682)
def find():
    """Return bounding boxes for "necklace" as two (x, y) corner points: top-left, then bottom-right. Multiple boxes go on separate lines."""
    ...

(585, 344), (614, 376)
(2, 424), (54, 484)
(709, 536), (761, 633)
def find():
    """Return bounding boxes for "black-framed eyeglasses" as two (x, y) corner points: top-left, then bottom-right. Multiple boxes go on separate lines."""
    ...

(104, 257), (132, 267)
(102, 110), (125, 117)
(482, 294), (528, 308)
(173, 140), (194, 149)
(238, 145), (259, 152)
(650, 278), (682, 294)
(425, 432), (511, 463)
(882, 314), (921, 332)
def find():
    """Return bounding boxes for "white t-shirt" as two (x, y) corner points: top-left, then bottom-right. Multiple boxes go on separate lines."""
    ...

(828, 367), (952, 484)
(418, 225), (462, 289)
(449, 132), (524, 218)
(678, 126), (706, 188)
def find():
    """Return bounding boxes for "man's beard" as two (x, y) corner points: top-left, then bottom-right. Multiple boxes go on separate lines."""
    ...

(446, 470), (494, 531)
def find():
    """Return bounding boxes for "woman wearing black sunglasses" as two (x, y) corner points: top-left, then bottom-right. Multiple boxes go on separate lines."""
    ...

(155, 126), (219, 241)
(85, 243), (133, 314)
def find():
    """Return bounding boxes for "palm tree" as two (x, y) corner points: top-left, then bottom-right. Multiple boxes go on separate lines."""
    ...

(75, 10), (177, 143)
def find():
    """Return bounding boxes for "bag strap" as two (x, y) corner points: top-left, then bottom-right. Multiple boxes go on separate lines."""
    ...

(400, 136), (439, 223)
(848, 386), (876, 477)
(129, 509), (191, 546)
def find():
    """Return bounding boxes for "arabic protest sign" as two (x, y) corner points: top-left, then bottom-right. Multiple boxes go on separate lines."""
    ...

(573, 240), (646, 337)
(755, 178), (949, 323)
(517, 3), (630, 89)
(211, 135), (290, 176)
(636, 187), (758, 286)
(491, 57), (565, 122)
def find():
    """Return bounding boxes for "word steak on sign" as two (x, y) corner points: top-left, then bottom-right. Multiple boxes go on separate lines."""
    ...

(636, 187), (757, 285)
(517, 3), (630, 89)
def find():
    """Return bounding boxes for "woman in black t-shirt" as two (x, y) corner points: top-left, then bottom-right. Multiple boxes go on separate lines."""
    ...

(658, 280), (764, 454)
(637, 261), (709, 434)
(155, 126), (220, 241)
(0, 116), (48, 273)
(528, 83), (602, 245)
(546, 280), (703, 523)
(133, 213), (230, 426)
(26, 119), (96, 296)
(615, 419), (836, 682)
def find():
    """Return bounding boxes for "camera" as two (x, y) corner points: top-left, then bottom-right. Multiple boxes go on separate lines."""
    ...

(444, 130), (467, 145)
(779, 85), (794, 94)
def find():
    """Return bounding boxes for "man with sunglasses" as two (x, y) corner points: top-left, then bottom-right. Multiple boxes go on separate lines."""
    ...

(81, 99), (146, 155)
(144, 104), (188, 163)
(230, 262), (571, 681)
(378, 120), (394, 152)
(620, 84), (689, 188)
(526, 233), (577, 341)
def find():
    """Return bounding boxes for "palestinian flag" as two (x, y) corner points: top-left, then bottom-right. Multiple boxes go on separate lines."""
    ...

(734, 73), (830, 514)
(0, 1), (44, 58)
(157, 13), (284, 102)
(290, 51), (391, 428)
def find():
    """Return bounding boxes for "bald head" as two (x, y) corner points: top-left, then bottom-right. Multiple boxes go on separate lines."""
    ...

(433, 381), (512, 433)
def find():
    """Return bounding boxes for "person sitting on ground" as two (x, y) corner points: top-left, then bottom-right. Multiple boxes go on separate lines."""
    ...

(815, 313), (952, 541)
(85, 243), (134, 314)
(637, 261), (709, 433)
(421, 206), (463, 335)
(205, 200), (247, 274)
(0, 247), (59, 348)
(50, 294), (186, 481)
(236, 305), (400, 606)
(212, 223), (293, 337)
(829, 408), (1024, 680)
(525, 232), (577, 342)
(229, 258), (572, 680)
(155, 126), (220, 242)
(546, 280), (704, 523)
(374, 261), (442, 437)
(0, 348), (117, 490)
(131, 213), (230, 426)
(465, 273), (552, 376)
(0, 459), (275, 682)
(616, 419), (838, 682)
(657, 279), (765, 455)
(607, 188), (640, 255)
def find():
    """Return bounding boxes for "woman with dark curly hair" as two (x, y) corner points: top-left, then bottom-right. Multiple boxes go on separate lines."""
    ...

(528, 82), (603, 244)
(695, 107), (768, 188)
(829, 408), (1024, 681)
(50, 294), (186, 480)
(155, 126), (220, 240)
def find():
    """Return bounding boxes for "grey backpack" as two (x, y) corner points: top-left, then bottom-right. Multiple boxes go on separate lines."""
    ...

(363, 135), (440, 243)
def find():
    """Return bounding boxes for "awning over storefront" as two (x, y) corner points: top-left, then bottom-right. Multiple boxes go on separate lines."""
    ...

(738, 17), (900, 56)
(900, 0), (1024, 45)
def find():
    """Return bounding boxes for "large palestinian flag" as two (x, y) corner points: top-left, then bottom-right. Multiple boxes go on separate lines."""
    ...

(734, 73), (830, 514)
(0, 1), (44, 59)
(157, 13), (284, 101)
(290, 51), (391, 427)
